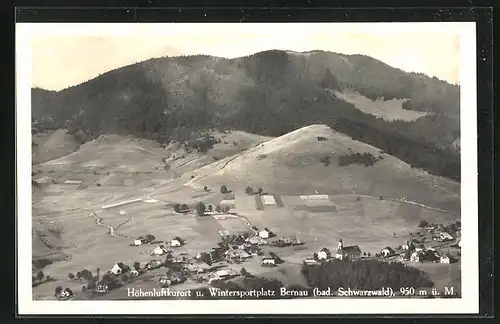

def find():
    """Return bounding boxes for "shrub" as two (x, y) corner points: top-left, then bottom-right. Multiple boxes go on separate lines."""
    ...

(220, 185), (229, 194)
(223, 206), (231, 213)
(257, 188), (263, 195)
(338, 152), (378, 167)
(195, 202), (206, 216)
(419, 220), (429, 228)
(203, 186), (208, 192)
(317, 136), (327, 141)
(145, 234), (156, 243)
(207, 204), (213, 212)
(181, 204), (189, 212)
(68, 273), (75, 280)
(133, 261), (140, 270)
(215, 205), (222, 213)
(245, 186), (254, 194)
(54, 286), (63, 297)
(173, 203), (181, 213)
(240, 268), (249, 276)
(301, 259), (433, 291)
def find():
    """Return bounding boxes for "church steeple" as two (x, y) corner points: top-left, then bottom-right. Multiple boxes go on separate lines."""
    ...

(337, 239), (343, 250)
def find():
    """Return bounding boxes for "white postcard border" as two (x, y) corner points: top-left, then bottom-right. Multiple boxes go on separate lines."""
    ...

(16, 22), (478, 315)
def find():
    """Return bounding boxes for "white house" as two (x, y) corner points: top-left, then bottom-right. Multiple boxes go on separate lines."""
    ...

(259, 229), (271, 239)
(317, 248), (331, 260)
(261, 257), (276, 266)
(410, 251), (424, 263)
(111, 262), (128, 275)
(134, 239), (143, 246)
(154, 245), (165, 255)
(169, 237), (185, 247)
(381, 247), (395, 258)
(440, 253), (455, 264)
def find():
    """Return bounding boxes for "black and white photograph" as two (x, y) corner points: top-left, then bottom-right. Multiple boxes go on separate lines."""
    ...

(16, 21), (478, 315)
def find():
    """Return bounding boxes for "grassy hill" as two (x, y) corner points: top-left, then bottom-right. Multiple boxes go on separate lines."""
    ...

(31, 49), (460, 180)
(32, 129), (80, 164)
(186, 124), (460, 212)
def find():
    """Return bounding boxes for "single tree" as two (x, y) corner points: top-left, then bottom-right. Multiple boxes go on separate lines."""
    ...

(367, 252), (371, 257)
(223, 206), (230, 213)
(68, 273), (75, 280)
(313, 252), (319, 261)
(363, 252), (367, 257)
(54, 286), (63, 297)
(207, 204), (213, 212)
(245, 186), (254, 194)
(240, 268), (249, 276)
(215, 205), (222, 213)
(220, 185), (228, 194)
(76, 271), (82, 280)
(133, 261), (140, 270)
(36, 270), (44, 281)
(173, 203), (181, 213)
(195, 202), (206, 216)
(203, 186), (208, 192)
(181, 204), (189, 212)
(257, 188), (263, 195)
(145, 234), (156, 243)
(418, 220), (429, 228)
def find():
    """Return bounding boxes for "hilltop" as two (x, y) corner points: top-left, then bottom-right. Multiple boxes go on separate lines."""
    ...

(186, 125), (460, 212)
(31, 49), (460, 180)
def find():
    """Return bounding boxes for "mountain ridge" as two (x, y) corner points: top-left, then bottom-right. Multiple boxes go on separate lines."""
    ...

(31, 49), (460, 181)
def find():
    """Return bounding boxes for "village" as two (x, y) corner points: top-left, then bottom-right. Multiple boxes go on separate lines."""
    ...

(48, 194), (461, 300)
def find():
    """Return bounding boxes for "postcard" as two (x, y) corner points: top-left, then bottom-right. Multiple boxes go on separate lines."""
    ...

(16, 21), (478, 315)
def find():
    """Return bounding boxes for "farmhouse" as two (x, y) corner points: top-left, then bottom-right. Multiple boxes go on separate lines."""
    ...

(170, 237), (185, 247)
(410, 251), (425, 263)
(381, 247), (395, 258)
(225, 249), (251, 261)
(261, 257), (276, 266)
(258, 228), (275, 239)
(303, 258), (321, 266)
(334, 239), (362, 261)
(59, 287), (74, 298)
(154, 245), (167, 255)
(246, 236), (268, 245)
(145, 260), (163, 270)
(111, 262), (129, 275)
(134, 239), (143, 246)
(402, 240), (415, 251)
(317, 248), (332, 260)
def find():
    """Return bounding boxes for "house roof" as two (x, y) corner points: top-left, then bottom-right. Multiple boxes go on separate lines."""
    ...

(383, 246), (395, 251)
(343, 245), (361, 254)
(319, 247), (331, 253)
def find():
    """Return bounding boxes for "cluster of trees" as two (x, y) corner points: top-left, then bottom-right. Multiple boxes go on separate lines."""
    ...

(338, 152), (379, 167)
(31, 51), (460, 181)
(301, 259), (434, 291)
(245, 186), (263, 195)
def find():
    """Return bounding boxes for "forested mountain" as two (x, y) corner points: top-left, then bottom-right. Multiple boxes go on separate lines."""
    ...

(31, 50), (460, 180)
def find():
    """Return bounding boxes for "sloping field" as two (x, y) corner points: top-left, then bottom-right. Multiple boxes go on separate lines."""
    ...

(187, 125), (460, 213)
(32, 129), (79, 165)
(38, 134), (166, 173)
(333, 89), (431, 122)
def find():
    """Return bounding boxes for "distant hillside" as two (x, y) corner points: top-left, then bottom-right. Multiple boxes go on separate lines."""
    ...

(31, 50), (460, 180)
(186, 125), (460, 212)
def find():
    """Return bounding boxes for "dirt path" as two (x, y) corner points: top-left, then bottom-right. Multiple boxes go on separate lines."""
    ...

(79, 208), (131, 239)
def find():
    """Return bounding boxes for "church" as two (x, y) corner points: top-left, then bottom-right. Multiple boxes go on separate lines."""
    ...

(334, 239), (362, 261)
